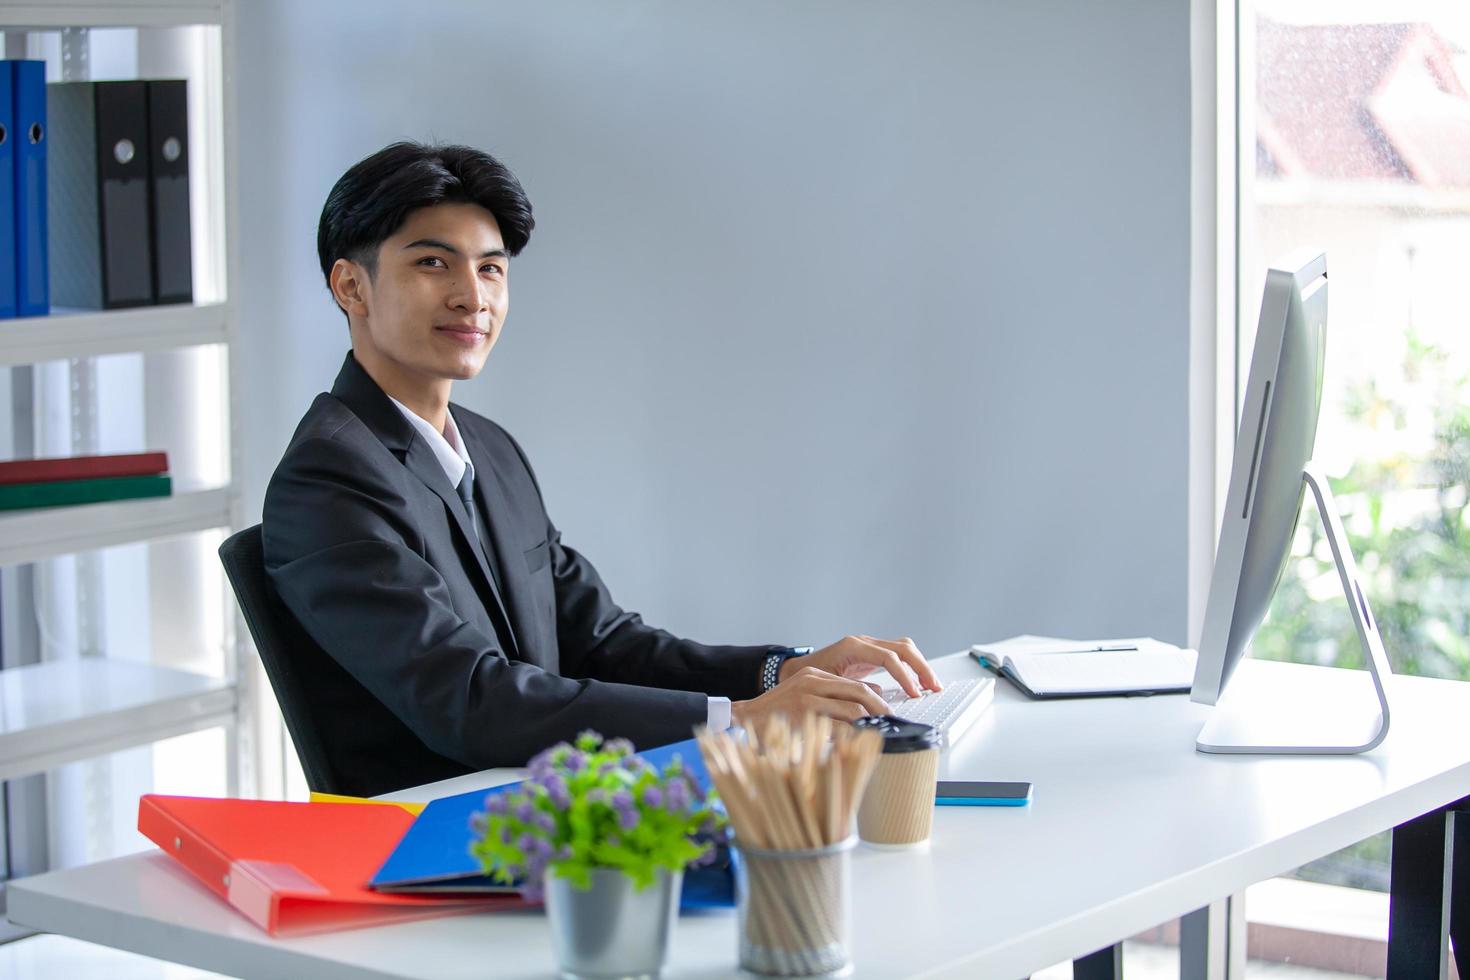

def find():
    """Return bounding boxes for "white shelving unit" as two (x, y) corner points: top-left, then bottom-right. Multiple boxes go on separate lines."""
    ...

(0, 660), (236, 782)
(0, 488), (232, 567)
(0, 0), (245, 790)
(0, 302), (229, 366)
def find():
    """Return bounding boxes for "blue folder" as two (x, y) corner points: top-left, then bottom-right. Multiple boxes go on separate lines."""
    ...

(0, 63), (15, 318)
(370, 738), (734, 909)
(12, 60), (46, 317)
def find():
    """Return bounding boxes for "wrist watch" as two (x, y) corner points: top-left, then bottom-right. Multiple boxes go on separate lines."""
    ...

(759, 646), (814, 692)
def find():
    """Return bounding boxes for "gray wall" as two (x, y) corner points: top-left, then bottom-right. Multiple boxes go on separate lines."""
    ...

(236, 0), (1192, 656)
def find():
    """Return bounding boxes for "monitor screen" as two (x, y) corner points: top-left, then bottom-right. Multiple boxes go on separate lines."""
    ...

(1192, 252), (1327, 705)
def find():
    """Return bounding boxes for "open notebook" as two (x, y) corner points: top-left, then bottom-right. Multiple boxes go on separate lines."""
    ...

(970, 635), (1197, 699)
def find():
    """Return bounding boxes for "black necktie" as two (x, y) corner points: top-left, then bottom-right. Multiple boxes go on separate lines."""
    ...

(456, 468), (478, 537)
(457, 465), (506, 598)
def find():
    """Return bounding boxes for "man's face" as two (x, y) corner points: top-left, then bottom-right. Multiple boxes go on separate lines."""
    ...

(344, 202), (509, 384)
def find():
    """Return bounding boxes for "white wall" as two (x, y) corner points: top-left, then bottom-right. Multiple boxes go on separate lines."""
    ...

(236, 0), (1192, 656)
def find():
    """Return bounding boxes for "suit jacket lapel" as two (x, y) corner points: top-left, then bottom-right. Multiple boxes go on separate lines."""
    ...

(330, 353), (520, 661)
(400, 436), (520, 660)
(456, 408), (542, 664)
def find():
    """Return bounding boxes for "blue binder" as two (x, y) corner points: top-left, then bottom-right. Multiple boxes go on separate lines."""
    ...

(0, 63), (16, 318)
(369, 737), (736, 909)
(12, 60), (46, 317)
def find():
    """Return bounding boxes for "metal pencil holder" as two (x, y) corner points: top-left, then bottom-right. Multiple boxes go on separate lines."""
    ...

(734, 836), (855, 978)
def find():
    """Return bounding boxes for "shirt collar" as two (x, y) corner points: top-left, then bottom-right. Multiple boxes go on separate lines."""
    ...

(386, 395), (473, 489)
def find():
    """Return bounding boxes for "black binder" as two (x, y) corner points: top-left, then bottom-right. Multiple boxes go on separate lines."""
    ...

(47, 80), (154, 309)
(146, 79), (191, 305)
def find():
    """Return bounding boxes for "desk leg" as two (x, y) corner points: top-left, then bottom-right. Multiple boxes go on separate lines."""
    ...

(1180, 896), (1245, 980)
(1388, 797), (1469, 980)
(1072, 943), (1121, 980)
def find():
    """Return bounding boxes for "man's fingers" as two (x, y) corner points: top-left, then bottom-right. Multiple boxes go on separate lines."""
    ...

(805, 672), (890, 716)
(809, 696), (869, 722)
(860, 635), (942, 692)
(853, 637), (922, 696)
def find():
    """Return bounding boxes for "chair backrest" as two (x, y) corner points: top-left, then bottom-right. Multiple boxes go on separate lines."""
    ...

(219, 524), (476, 798)
(218, 525), (345, 793)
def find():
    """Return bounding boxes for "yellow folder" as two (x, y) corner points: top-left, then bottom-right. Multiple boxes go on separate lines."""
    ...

(308, 792), (425, 816)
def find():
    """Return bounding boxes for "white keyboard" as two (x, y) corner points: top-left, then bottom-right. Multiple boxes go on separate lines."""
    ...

(879, 676), (995, 748)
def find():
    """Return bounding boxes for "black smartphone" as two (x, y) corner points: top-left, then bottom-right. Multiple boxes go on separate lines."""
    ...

(934, 780), (1033, 807)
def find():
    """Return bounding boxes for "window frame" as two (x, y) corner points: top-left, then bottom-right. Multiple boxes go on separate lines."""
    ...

(1187, 0), (1240, 646)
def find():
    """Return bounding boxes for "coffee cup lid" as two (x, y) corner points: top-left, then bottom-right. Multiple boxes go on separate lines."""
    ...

(852, 715), (940, 753)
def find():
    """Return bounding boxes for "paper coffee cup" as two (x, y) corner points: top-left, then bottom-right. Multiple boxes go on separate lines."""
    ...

(853, 716), (940, 847)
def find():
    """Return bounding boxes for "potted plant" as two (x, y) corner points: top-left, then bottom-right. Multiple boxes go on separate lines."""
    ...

(471, 732), (726, 980)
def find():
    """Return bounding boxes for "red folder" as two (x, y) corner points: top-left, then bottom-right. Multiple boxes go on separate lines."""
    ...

(138, 795), (521, 936)
(0, 451), (168, 485)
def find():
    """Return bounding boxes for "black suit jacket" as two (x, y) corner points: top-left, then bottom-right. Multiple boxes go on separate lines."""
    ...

(263, 353), (773, 788)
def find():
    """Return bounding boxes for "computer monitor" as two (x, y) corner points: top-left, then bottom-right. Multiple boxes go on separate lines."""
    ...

(1190, 251), (1393, 755)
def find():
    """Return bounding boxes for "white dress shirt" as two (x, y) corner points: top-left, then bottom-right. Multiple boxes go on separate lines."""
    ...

(386, 396), (732, 733)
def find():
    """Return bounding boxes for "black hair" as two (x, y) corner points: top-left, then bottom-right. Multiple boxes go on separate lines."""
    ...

(316, 141), (535, 307)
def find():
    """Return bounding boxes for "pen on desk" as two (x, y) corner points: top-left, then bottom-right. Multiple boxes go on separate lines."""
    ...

(973, 644), (1141, 663)
(1036, 644), (1140, 654)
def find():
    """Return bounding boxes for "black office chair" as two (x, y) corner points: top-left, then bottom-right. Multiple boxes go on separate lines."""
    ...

(219, 524), (470, 797)
(219, 525), (350, 794)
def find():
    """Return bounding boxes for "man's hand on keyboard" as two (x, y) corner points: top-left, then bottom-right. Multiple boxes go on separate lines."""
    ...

(730, 665), (891, 728)
(782, 634), (942, 699)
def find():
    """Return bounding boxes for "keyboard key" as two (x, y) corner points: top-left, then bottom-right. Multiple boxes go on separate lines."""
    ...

(877, 677), (995, 748)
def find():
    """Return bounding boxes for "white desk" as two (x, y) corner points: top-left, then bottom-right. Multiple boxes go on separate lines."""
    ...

(8, 654), (1470, 979)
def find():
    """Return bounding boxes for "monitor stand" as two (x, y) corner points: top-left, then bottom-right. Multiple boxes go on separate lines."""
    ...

(1196, 464), (1393, 755)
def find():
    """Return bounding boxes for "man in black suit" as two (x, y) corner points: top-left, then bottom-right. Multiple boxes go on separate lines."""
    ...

(264, 143), (940, 778)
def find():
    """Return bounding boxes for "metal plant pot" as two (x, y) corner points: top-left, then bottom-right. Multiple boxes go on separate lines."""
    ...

(543, 866), (682, 980)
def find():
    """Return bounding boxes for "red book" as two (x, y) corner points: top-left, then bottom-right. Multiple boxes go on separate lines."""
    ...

(138, 795), (521, 936)
(0, 452), (168, 486)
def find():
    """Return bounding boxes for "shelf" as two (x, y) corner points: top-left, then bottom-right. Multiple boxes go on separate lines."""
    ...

(0, 303), (229, 366)
(0, 487), (232, 567)
(0, 1), (225, 30)
(0, 659), (236, 782)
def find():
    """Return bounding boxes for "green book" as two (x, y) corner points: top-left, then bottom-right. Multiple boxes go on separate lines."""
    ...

(0, 475), (172, 511)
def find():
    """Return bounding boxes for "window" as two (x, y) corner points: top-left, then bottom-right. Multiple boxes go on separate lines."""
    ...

(1242, 1), (1470, 892)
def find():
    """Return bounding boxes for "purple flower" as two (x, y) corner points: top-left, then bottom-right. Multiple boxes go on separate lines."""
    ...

(610, 789), (634, 811)
(641, 785), (663, 808)
(533, 811), (556, 834)
(544, 775), (570, 809)
(514, 800), (536, 823)
(617, 807), (640, 832)
(528, 745), (559, 778)
(664, 780), (688, 813)
(516, 833), (539, 854)
(563, 751), (588, 773)
(605, 737), (634, 757)
(482, 793), (510, 816)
